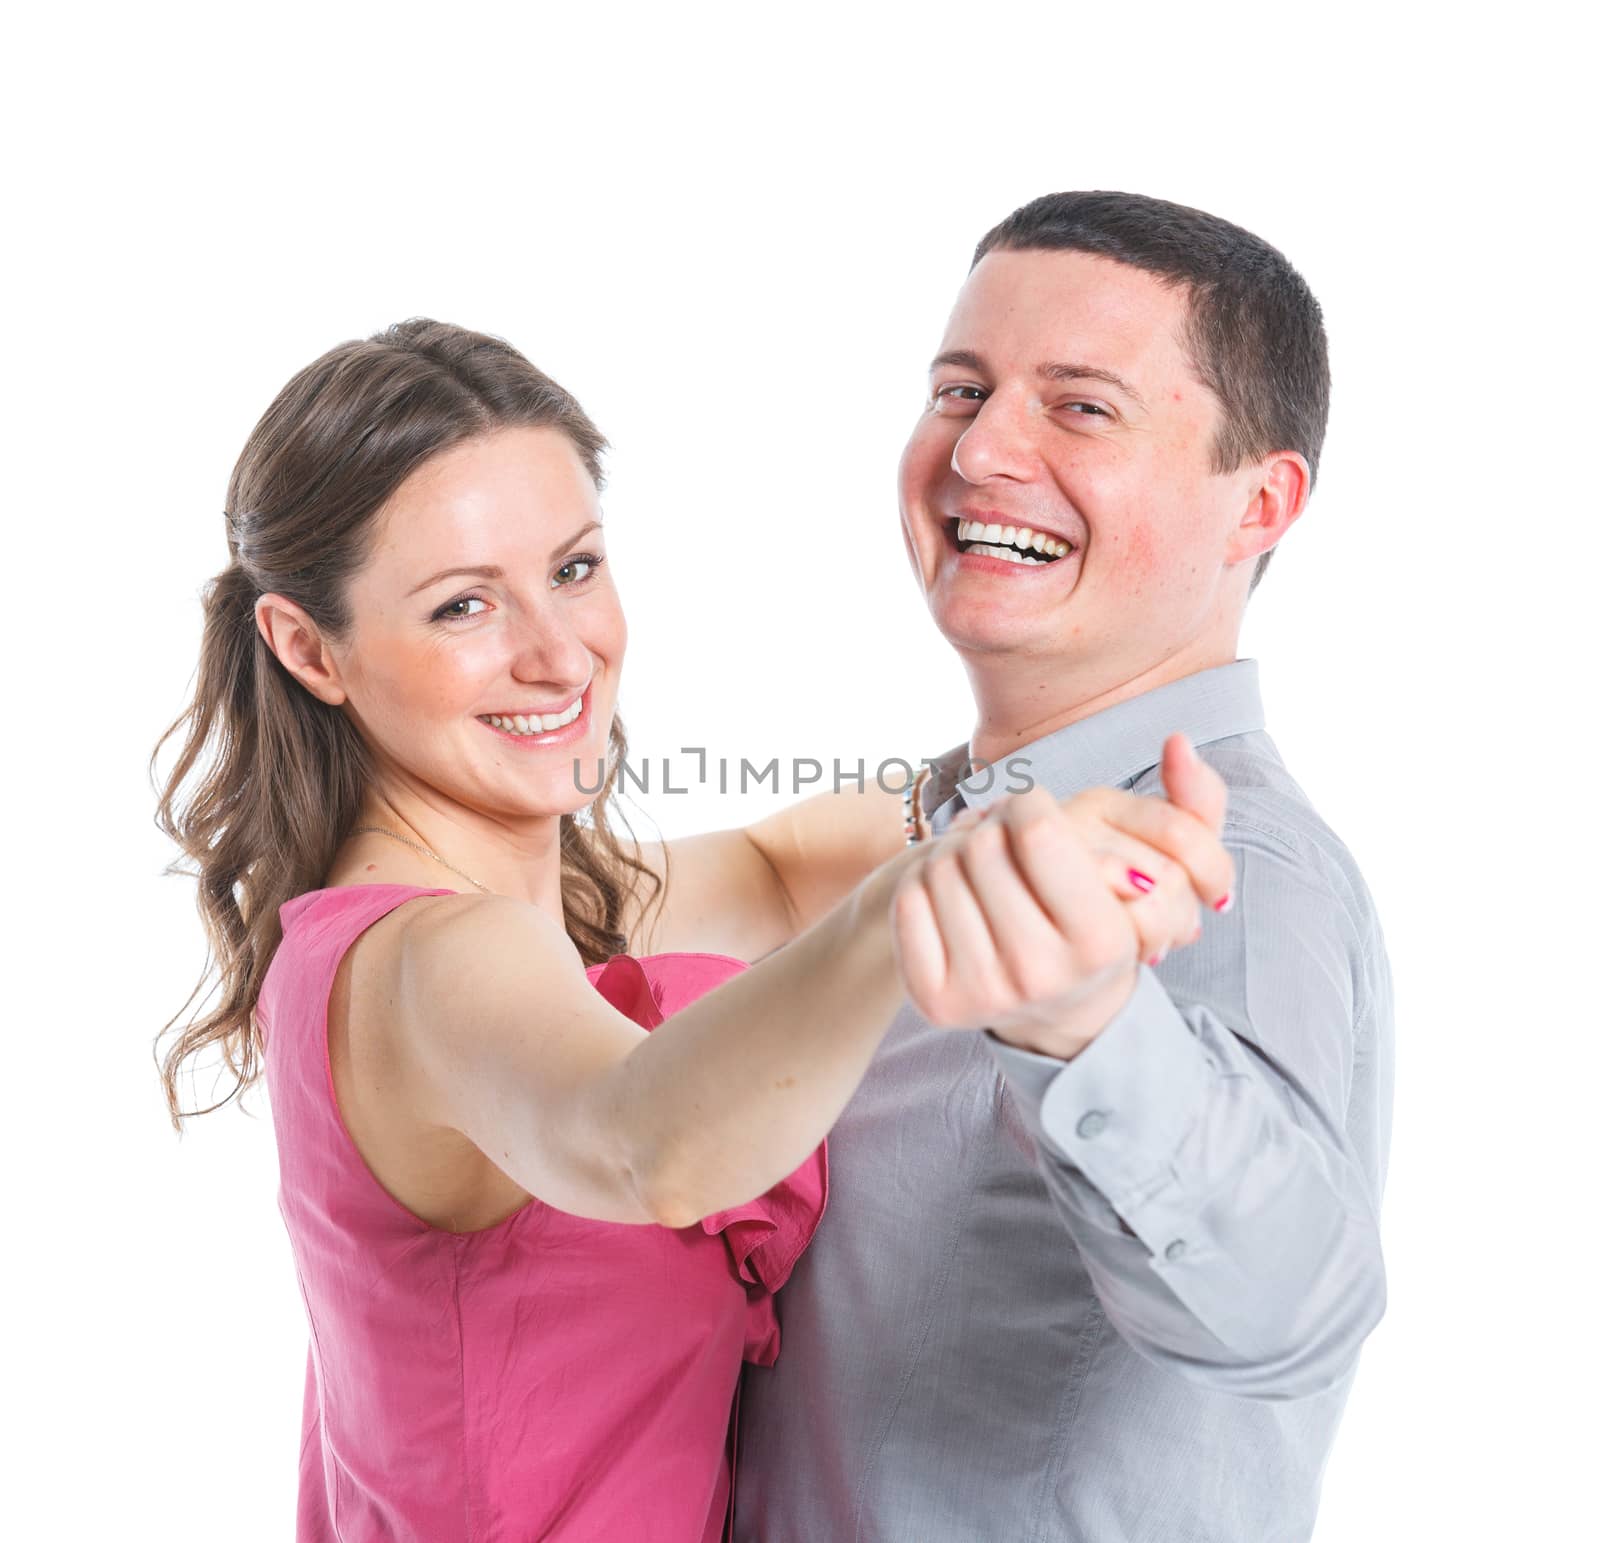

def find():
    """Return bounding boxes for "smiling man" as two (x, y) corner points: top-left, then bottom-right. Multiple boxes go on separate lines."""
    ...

(733, 192), (1395, 1542)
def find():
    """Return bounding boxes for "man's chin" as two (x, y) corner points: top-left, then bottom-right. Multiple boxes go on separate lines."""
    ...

(929, 591), (1075, 654)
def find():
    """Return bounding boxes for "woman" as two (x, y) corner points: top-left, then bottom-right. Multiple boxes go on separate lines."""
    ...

(152, 319), (1231, 1542)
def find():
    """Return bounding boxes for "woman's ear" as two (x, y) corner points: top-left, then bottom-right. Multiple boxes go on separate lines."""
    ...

(254, 593), (348, 707)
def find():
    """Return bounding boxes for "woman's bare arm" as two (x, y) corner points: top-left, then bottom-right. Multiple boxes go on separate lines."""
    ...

(390, 843), (916, 1227)
(622, 782), (904, 959)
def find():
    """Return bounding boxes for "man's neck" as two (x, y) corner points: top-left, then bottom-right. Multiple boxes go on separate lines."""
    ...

(963, 638), (1239, 771)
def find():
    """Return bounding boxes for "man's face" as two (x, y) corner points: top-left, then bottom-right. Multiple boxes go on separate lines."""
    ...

(899, 248), (1259, 681)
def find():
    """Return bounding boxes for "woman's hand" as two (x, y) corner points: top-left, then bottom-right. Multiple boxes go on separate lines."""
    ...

(890, 733), (1234, 1060)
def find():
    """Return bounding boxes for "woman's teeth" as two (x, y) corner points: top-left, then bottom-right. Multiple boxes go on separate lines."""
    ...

(954, 518), (1072, 563)
(480, 698), (584, 736)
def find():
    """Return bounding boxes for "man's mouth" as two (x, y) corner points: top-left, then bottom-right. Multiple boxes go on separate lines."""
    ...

(947, 516), (1075, 566)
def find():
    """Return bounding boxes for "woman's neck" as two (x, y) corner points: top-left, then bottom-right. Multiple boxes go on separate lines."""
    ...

(326, 799), (568, 920)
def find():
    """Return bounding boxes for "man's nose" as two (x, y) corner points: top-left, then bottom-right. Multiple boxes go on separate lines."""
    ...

(951, 392), (1038, 484)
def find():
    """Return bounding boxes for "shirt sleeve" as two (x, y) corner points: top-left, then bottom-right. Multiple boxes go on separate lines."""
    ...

(982, 822), (1388, 1402)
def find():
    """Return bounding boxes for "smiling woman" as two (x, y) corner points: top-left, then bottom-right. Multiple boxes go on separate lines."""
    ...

(151, 320), (658, 1124)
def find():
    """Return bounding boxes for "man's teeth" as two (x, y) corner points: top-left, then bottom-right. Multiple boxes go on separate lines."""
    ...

(481, 699), (584, 735)
(954, 519), (1072, 560)
(967, 543), (1049, 565)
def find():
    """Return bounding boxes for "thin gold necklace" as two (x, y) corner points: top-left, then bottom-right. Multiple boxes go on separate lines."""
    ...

(349, 825), (493, 894)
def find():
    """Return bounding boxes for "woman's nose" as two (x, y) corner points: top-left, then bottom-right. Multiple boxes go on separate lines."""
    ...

(952, 393), (1037, 484)
(509, 607), (593, 688)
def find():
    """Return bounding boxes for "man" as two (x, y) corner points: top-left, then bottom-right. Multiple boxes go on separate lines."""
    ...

(733, 191), (1394, 1541)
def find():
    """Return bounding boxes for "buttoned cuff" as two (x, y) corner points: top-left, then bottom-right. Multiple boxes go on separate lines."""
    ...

(983, 965), (1215, 1211)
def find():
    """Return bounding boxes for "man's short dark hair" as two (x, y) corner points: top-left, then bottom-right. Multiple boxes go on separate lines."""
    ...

(973, 191), (1329, 593)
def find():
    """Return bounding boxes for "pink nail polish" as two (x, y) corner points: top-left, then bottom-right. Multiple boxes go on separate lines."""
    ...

(1213, 893), (1233, 913)
(1128, 868), (1156, 893)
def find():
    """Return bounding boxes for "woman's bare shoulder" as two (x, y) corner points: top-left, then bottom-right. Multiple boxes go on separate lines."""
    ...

(326, 893), (553, 1230)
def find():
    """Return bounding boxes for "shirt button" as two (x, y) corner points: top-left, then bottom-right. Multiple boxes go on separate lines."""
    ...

(1076, 1110), (1109, 1140)
(1164, 1239), (1187, 1263)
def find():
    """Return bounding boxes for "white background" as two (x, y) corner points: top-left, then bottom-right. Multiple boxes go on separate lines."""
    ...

(8, 4), (1593, 1538)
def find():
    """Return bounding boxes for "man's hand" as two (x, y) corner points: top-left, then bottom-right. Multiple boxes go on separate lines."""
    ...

(890, 733), (1233, 1060)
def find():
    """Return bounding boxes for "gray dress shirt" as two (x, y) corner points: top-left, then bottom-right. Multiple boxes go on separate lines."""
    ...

(733, 659), (1394, 1543)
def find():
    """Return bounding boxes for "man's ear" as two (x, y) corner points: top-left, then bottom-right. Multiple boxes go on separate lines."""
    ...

(1225, 451), (1310, 568)
(254, 593), (348, 707)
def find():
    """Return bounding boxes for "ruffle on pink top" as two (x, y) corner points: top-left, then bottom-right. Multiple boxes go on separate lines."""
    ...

(257, 884), (827, 1543)
(585, 951), (817, 1366)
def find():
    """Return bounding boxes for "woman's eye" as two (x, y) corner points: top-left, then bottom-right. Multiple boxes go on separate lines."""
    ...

(434, 595), (488, 622)
(553, 554), (604, 588)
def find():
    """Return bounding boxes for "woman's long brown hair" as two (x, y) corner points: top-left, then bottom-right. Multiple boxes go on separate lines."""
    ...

(150, 318), (663, 1128)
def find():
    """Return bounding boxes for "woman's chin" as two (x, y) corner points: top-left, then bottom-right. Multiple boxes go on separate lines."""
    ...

(502, 774), (605, 824)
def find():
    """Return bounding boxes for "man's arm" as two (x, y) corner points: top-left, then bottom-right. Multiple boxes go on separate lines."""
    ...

(984, 821), (1388, 1401)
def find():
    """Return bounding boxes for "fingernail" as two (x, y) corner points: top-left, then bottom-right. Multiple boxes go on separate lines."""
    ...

(1128, 868), (1156, 893)
(1213, 893), (1233, 913)
(1146, 949), (1167, 967)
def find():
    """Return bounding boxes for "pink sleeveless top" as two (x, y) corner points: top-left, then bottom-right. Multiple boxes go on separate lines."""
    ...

(256, 883), (827, 1543)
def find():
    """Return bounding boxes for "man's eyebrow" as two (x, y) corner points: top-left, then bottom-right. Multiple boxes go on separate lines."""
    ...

(405, 520), (603, 596)
(930, 350), (1148, 411)
(930, 348), (986, 374)
(1039, 362), (1148, 410)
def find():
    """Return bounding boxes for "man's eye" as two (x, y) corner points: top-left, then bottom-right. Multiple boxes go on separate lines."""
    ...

(1064, 402), (1111, 417)
(933, 384), (986, 410)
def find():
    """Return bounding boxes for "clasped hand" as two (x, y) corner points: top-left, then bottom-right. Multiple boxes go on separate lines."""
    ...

(890, 733), (1234, 1061)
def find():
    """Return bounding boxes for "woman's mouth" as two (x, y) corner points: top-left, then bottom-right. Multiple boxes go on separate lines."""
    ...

(476, 685), (591, 744)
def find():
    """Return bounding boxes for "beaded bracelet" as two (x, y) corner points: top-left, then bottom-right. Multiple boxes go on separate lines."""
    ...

(903, 764), (933, 845)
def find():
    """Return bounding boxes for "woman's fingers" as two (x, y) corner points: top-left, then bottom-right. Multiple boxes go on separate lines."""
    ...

(1094, 836), (1185, 902)
(1094, 852), (1202, 965)
(1066, 785), (1235, 910)
(979, 791), (1205, 975)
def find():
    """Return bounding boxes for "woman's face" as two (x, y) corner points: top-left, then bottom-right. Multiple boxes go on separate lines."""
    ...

(329, 424), (626, 823)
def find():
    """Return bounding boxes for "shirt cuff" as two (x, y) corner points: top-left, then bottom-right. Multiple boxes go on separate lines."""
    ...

(982, 965), (1216, 1210)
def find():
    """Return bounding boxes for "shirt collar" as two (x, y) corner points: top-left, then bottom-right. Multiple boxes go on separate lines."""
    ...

(924, 658), (1266, 833)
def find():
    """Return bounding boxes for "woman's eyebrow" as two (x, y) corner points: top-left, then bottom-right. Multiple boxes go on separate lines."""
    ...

(407, 564), (503, 597)
(405, 521), (604, 597)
